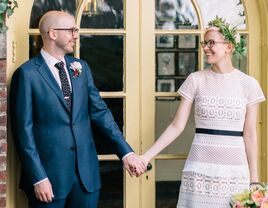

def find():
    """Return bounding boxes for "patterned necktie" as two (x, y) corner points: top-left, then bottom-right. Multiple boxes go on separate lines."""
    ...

(55, 61), (72, 112)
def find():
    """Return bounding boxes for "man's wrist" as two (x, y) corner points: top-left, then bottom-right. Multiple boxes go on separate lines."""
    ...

(122, 152), (134, 160)
(34, 178), (48, 186)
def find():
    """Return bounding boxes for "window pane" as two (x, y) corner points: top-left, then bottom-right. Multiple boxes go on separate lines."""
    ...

(81, 0), (124, 29)
(29, 35), (74, 58)
(92, 98), (124, 155)
(155, 160), (185, 208)
(196, 0), (246, 29)
(232, 35), (248, 73)
(155, 35), (199, 92)
(155, 98), (194, 154)
(80, 35), (124, 92)
(203, 56), (212, 69)
(30, 0), (76, 28)
(99, 161), (123, 208)
(178, 52), (198, 76)
(155, 0), (198, 30)
(29, 35), (42, 58)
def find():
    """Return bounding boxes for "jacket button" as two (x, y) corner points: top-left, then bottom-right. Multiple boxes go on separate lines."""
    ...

(70, 147), (75, 151)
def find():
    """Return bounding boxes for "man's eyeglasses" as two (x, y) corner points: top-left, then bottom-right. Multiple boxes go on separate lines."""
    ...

(48, 28), (79, 36)
(200, 40), (228, 48)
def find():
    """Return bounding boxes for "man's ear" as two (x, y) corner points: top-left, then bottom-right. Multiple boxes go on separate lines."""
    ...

(47, 30), (57, 40)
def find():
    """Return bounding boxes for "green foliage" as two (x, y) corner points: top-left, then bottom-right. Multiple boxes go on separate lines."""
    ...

(0, 0), (18, 33)
(235, 35), (247, 55)
(208, 16), (246, 56)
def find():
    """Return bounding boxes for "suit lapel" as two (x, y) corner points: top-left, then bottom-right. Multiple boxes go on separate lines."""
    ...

(36, 54), (69, 111)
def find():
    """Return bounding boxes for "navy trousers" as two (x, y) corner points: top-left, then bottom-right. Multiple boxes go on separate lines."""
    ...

(25, 173), (100, 208)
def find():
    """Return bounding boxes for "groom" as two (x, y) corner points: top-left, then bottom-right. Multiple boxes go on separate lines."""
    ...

(10, 10), (146, 207)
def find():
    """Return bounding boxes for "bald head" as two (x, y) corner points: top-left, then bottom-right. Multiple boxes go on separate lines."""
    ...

(39, 10), (75, 34)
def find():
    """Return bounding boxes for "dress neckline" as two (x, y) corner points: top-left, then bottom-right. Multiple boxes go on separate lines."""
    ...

(209, 68), (237, 77)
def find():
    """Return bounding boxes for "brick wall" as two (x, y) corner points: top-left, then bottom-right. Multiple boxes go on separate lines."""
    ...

(0, 33), (7, 208)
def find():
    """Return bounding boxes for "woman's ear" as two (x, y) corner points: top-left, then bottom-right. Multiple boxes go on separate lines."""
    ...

(226, 43), (234, 54)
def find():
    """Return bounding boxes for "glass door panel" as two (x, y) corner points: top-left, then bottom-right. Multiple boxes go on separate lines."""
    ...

(232, 35), (248, 73)
(155, 0), (198, 29)
(92, 98), (124, 155)
(155, 98), (194, 154)
(155, 160), (186, 208)
(155, 34), (199, 93)
(99, 161), (124, 208)
(30, 0), (77, 28)
(80, 35), (124, 91)
(196, 0), (246, 29)
(80, 0), (124, 29)
(29, 35), (42, 58)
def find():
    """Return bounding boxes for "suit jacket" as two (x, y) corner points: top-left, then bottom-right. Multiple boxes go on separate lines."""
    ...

(10, 53), (133, 199)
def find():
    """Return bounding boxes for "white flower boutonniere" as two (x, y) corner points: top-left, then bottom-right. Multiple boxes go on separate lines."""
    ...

(70, 61), (82, 78)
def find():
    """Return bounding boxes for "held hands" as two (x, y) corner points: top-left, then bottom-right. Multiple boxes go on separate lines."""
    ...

(34, 178), (54, 203)
(123, 153), (152, 177)
(123, 153), (148, 177)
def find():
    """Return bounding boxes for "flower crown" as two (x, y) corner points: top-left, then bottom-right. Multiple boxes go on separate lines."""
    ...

(208, 16), (246, 55)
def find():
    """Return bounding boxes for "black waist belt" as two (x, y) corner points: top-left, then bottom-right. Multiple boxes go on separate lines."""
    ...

(195, 128), (243, 137)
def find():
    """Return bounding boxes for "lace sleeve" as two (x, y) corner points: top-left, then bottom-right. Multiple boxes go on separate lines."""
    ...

(177, 73), (196, 102)
(247, 77), (265, 106)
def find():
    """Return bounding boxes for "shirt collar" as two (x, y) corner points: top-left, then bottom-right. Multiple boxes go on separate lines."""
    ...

(40, 48), (66, 68)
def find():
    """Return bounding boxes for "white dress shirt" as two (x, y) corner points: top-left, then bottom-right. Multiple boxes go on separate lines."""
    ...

(40, 48), (72, 91)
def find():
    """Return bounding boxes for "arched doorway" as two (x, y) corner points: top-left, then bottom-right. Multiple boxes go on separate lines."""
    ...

(7, 0), (266, 207)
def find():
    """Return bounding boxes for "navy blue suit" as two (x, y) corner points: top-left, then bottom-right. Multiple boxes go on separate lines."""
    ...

(10, 54), (133, 201)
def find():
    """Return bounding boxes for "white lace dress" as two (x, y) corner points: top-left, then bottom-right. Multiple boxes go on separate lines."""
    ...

(176, 69), (265, 208)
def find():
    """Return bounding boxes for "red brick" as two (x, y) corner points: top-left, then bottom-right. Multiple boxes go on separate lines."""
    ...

(0, 197), (6, 207)
(0, 184), (6, 194)
(0, 87), (6, 98)
(0, 91), (6, 99)
(0, 102), (6, 112)
(0, 155), (6, 162)
(0, 135), (5, 141)
(0, 172), (6, 181)
(0, 137), (5, 141)
(0, 165), (7, 173)
(0, 104), (6, 112)
(0, 115), (6, 125)
(0, 28), (6, 208)
(0, 130), (6, 140)
(0, 73), (5, 84)
(0, 61), (6, 70)
(0, 143), (6, 154)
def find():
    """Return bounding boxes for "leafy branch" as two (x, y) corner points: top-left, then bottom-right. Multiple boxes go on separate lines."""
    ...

(0, 0), (18, 33)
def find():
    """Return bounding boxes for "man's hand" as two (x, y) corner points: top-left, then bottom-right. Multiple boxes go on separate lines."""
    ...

(34, 178), (54, 203)
(123, 153), (147, 177)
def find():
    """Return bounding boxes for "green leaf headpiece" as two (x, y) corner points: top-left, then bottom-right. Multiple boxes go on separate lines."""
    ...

(208, 16), (246, 55)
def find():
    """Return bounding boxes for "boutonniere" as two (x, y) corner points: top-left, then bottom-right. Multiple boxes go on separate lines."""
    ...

(70, 61), (82, 78)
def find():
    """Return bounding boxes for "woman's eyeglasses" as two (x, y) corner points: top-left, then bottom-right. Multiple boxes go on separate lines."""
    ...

(200, 40), (228, 48)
